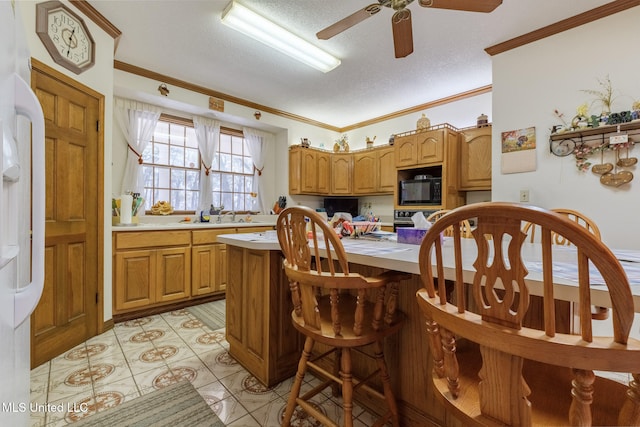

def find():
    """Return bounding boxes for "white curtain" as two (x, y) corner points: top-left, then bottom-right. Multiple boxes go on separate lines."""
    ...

(194, 117), (220, 213)
(114, 98), (161, 196)
(243, 127), (268, 213)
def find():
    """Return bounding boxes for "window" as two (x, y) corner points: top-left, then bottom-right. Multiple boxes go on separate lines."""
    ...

(142, 115), (255, 213)
(142, 116), (200, 212)
(211, 129), (256, 213)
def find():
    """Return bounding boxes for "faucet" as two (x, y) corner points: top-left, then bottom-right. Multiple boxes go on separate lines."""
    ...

(217, 210), (236, 224)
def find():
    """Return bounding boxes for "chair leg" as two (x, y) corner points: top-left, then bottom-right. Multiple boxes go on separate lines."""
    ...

(332, 348), (342, 397)
(341, 347), (354, 427)
(282, 336), (314, 427)
(374, 340), (400, 427)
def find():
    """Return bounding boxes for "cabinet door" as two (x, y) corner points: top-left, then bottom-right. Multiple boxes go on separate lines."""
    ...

(316, 152), (330, 194)
(460, 126), (492, 190)
(288, 148), (301, 195)
(156, 247), (191, 303)
(417, 129), (444, 165)
(191, 245), (216, 296)
(331, 153), (352, 195)
(353, 151), (377, 194)
(377, 147), (395, 193)
(394, 135), (417, 167)
(114, 249), (155, 311)
(301, 149), (317, 193)
(213, 244), (227, 292)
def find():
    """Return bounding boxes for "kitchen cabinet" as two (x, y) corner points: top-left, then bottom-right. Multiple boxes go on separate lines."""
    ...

(331, 153), (352, 194)
(459, 125), (492, 190)
(289, 145), (394, 196)
(113, 226), (272, 316)
(225, 245), (302, 387)
(288, 146), (329, 195)
(353, 147), (395, 194)
(113, 230), (191, 313)
(393, 124), (464, 210)
(395, 125), (454, 168)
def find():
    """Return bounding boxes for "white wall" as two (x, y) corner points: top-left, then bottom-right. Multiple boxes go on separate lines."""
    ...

(492, 6), (640, 250)
(18, 1), (115, 320)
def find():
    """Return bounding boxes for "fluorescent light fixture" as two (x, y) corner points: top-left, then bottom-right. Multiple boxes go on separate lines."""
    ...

(221, 1), (341, 73)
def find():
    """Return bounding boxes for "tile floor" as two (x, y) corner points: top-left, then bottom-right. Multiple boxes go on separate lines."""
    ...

(29, 304), (384, 426)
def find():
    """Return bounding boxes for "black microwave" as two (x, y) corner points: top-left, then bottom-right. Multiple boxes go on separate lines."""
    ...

(399, 177), (442, 205)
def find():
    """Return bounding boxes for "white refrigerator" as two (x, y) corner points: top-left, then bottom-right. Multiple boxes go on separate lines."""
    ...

(1, 1), (46, 425)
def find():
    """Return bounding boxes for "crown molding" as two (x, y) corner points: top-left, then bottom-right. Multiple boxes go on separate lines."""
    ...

(69, 0), (122, 52)
(485, 0), (640, 56)
(115, 61), (491, 132)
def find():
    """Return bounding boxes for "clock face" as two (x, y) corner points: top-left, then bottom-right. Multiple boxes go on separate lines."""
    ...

(36, 1), (95, 74)
(550, 138), (576, 157)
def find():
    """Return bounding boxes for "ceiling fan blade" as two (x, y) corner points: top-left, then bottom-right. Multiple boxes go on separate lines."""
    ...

(317, 3), (382, 40)
(418, 0), (502, 13)
(392, 8), (413, 58)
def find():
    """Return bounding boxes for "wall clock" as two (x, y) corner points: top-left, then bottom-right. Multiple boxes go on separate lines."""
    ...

(549, 138), (576, 157)
(36, 1), (95, 74)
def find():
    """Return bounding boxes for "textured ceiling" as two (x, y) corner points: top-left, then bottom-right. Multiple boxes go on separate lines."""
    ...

(92, 0), (614, 128)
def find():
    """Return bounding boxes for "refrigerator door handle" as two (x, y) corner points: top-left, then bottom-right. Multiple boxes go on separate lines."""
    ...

(13, 73), (45, 328)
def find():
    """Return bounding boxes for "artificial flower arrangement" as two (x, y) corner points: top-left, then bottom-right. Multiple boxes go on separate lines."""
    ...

(551, 76), (638, 172)
(333, 134), (349, 152)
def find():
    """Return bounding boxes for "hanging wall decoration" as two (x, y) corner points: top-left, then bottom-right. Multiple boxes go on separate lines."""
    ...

(501, 126), (537, 174)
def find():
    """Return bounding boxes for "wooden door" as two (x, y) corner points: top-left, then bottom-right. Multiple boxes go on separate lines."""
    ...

(31, 62), (103, 368)
(213, 244), (228, 292)
(459, 126), (492, 190)
(156, 247), (190, 303)
(330, 153), (352, 195)
(417, 129), (444, 165)
(192, 245), (215, 296)
(353, 151), (376, 194)
(114, 249), (155, 311)
(316, 152), (330, 194)
(301, 150), (317, 193)
(394, 134), (417, 167)
(377, 147), (395, 193)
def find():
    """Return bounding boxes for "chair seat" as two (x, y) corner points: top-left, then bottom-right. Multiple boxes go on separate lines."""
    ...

(291, 294), (405, 348)
(433, 341), (629, 427)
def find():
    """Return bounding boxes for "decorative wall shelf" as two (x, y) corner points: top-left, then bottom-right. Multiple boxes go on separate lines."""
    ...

(549, 121), (640, 157)
(549, 121), (639, 187)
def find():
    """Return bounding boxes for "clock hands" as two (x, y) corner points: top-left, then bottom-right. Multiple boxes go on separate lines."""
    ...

(65, 28), (76, 57)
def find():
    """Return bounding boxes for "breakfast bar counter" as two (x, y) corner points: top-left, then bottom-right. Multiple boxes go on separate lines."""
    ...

(219, 232), (447, 426)
(218, 232), (640, 427)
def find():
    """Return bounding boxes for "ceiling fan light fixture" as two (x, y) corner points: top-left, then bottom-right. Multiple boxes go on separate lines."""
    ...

(221, 1), (341, 73)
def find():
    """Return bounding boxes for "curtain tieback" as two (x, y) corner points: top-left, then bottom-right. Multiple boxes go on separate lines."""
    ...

(254, 165), (263, 176)
(127, 144), (143, 164)
(202, 160), (211, 176)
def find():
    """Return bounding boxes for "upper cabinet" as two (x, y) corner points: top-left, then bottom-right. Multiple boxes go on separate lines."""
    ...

(331, 153), (353, 195)
(289, 145), (394, 196)
(459, 125), (492, 191)
(289, 146), (329, 195)
(353, 146), (395, 194)
(395, 125), (455, 168)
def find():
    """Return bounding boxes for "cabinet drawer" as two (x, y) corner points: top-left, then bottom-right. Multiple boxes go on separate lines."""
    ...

(192, 228), (237, 245)
(115, 230), (191, 249)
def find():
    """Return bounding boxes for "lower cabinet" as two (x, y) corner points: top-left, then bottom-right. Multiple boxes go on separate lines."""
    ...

(113, 231), (191, 313)
(191, 244), (227, 296)
(113, 226), (272, 316)
(226, 246), (302, 387)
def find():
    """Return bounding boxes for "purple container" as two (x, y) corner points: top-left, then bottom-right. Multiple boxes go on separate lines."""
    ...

(397, 228), (428, 245)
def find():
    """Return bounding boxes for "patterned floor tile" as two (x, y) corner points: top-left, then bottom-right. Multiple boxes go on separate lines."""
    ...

(218, 370), (281, 413)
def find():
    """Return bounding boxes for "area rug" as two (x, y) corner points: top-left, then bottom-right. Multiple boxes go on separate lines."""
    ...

(187, 299), (226, 331)
(73, 381), (224, 427)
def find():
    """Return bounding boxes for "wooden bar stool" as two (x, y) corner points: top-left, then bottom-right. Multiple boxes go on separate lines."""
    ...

(277, 206), (407, 427)
(416, 202), (640, 426)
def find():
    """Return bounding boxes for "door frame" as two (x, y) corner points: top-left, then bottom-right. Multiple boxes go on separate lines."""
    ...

(31, 58), (106, 336)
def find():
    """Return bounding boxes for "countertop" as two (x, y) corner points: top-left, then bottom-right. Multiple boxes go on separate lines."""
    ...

(112, 217), (277, 232)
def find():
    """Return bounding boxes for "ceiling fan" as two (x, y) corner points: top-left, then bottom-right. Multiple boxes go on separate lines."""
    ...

(317, 0), (503, 58)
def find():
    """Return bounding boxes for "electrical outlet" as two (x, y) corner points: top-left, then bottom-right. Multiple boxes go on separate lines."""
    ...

(519, 190), (529, 203)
